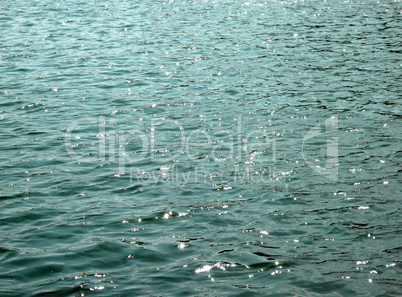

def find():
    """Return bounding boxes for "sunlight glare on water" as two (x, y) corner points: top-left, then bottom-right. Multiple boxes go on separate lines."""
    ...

(0, 0), (401, 296)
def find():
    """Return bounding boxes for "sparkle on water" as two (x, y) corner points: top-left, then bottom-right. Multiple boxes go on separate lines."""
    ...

(0, 0), (401, 296)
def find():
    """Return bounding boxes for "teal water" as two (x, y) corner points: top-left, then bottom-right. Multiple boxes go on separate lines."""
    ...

(1, 0), (401, 296)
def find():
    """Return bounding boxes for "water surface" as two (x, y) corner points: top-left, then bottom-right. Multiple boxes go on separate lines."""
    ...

(0, 0), (401, 296)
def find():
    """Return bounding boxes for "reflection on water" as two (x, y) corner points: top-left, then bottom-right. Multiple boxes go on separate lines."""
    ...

(0, 0), (401, 296)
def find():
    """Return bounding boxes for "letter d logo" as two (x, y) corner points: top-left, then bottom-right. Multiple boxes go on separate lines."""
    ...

(302, 116), (339, 181)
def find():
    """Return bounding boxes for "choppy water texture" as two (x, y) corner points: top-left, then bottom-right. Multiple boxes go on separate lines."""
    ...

(1, 0), (401, 296)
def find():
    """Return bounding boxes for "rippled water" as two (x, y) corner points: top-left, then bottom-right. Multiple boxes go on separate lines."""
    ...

(1, 0), (401, 296)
